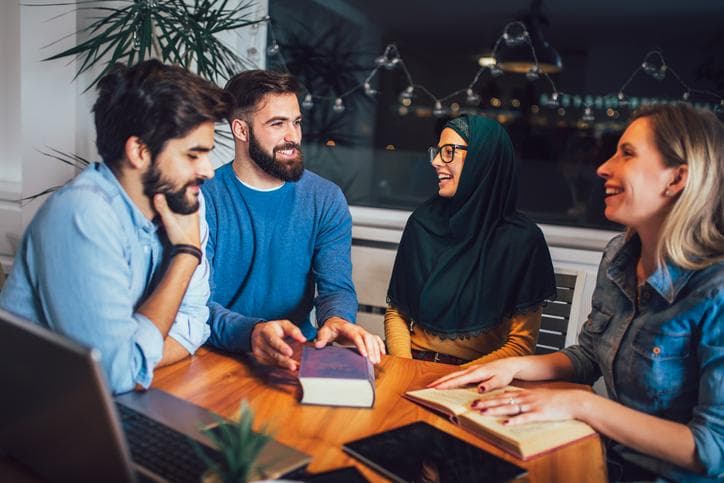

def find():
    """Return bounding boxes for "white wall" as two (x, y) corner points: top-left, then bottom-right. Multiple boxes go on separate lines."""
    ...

(0, 2), (78, 261)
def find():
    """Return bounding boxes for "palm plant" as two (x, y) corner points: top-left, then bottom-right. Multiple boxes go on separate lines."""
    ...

(37, 0), (263, 88)
(24, 0), (258, 202)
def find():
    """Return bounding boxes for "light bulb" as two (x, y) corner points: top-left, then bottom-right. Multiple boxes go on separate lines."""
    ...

(651, 67), (666, 81)
(502, 24), (528, 47)
(384, 57), (400, 70)
(332, 97), (345, 114)
(301, 93), (314, 110)
(432, 101), (446, 118)
(642, 61), (666, 81)
(489, 63), (503, 77)
(544, 91), (560, 108)
(374, 55), (387, 67)
(398, 86), (414, 102)
(682, 91), (690, 101)
(465, 89), (481, 105)
(617, 92), (629, 109)
(526, 65), (540, 82)
(581, 106), (595, 122)
(363, 82), (378, 97)
(266, 43), (280, 56)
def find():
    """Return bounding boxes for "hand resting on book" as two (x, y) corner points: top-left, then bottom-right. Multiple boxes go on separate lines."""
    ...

(427, 354), (588, 425)
(470, 387), (592, 425)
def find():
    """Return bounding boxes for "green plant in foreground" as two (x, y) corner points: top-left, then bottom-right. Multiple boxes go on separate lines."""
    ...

(193, 401), (271, 483)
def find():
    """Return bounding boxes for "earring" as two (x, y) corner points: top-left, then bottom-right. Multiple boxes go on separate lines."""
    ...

(664, 190), (672, 197)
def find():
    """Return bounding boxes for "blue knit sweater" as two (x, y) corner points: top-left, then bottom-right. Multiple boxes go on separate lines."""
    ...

(202, 163), (357, 352)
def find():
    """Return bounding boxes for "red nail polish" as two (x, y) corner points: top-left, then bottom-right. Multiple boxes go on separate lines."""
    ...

(502, 419), (509, 425)
(479, 408), (487, 413)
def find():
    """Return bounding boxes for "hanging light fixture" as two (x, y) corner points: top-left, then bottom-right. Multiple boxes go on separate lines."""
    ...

(495, 0), (562, 74)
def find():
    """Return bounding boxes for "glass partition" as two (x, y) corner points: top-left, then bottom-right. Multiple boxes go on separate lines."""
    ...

(269, 0), (723, 231)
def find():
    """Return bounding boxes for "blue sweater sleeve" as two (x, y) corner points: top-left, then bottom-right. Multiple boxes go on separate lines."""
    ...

(203, 188), (263, 352)
(313, 185), (358, 325)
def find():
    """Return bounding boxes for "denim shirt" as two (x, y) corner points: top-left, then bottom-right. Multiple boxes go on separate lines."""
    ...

(0, 163), (211, 394)
(562, 234), (723, 481)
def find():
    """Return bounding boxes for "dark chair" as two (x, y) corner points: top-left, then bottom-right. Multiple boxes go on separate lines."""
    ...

(535, 271), (583, 354)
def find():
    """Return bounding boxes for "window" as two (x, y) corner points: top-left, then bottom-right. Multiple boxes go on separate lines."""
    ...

(269, 0), (723, 231)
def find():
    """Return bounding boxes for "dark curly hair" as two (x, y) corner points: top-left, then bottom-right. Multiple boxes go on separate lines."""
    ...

(92, 60), (232, 171)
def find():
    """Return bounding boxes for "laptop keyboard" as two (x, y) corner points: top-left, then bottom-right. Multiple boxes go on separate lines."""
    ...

(116, 403), (223, 482)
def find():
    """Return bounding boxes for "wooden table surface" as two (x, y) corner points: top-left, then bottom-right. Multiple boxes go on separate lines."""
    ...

(153, 347), (607, 482)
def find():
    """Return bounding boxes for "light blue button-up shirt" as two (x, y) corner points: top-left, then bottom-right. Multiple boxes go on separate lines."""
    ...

(0, 163), (210, 394)
(562, 234), (723, 481)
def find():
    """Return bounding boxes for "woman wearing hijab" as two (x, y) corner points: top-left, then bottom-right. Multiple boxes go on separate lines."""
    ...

(385, 115), (556, 366)
(430, 104), (723, 481)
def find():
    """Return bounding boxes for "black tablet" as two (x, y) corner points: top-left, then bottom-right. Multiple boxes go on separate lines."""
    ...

(343, 421), (527, 483)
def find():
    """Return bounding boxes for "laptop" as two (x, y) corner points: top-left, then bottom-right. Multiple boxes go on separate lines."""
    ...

(0, 309), (310, 482)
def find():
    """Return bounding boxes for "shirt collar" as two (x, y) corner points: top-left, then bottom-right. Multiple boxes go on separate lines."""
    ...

(96, 162), (158, 235)
(607, 234), (695, 304)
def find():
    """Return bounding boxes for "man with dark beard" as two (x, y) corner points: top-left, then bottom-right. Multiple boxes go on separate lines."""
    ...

(202, 70), (385, 370)
(0, 60), (231, 393)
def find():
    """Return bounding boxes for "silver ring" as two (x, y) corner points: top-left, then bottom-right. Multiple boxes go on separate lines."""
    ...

(516, 404), (523, 415)
(507, 397), (517, 406)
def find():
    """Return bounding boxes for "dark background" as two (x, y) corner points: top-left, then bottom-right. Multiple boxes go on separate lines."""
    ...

(269, 0), (724, 230)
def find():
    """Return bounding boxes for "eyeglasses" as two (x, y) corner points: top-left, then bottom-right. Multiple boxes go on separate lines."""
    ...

(428, 144), (468, 164)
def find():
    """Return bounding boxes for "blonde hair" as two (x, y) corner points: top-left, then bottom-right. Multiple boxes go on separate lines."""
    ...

(629, 103), (724, 270)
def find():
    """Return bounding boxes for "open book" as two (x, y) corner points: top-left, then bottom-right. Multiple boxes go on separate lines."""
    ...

(405, 386), (596, 460)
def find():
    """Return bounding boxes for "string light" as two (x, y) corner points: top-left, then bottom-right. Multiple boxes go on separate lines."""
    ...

(432, 101), (447, 117)
(363, 82), (378, 97)
(525, 65), (541, 82)
(615, 50), (723, 116)
(266, 42), (280, 56)
(261, 18), (722, 122)
(465, 88), (481, 105)
(332, 97), (345, 114)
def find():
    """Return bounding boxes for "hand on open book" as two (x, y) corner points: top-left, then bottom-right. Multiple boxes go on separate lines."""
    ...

(427, 358), (525, 391)
(471, 387), (592, 425)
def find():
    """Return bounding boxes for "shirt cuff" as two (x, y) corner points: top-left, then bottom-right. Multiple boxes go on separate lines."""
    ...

(689, 420), (724, 477)
(132, 313), (164, 388)
(559, 345), (597, 385)
(167, 311), (211, 355)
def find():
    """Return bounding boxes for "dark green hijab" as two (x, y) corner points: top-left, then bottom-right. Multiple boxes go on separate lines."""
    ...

(387, 115), (555, 338)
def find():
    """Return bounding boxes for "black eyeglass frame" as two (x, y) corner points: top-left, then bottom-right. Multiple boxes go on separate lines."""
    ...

(428, 144), (468, 164)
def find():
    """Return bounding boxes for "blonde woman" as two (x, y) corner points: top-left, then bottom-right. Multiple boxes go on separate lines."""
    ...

(430, 104), (723, 481)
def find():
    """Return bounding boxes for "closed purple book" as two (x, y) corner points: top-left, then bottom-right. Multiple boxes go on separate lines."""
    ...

(298, 346), (375, 408)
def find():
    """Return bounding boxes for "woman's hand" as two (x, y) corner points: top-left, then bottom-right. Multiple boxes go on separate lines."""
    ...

(471, 387), (592, 425)
(427, 358), (523, 391)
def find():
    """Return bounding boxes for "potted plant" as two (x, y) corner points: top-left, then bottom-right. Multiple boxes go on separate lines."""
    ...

(194, 401), (272, 483)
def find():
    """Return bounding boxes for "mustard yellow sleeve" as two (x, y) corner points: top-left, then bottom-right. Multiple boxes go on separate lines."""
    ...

(384, 306), (413, 358)
(461, 307), (542, 368)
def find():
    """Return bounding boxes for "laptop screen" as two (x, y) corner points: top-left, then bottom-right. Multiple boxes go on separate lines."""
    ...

(0, 309), (136, 482)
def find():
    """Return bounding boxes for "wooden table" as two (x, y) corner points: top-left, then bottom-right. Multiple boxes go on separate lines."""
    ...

(153, 347), (607, 482)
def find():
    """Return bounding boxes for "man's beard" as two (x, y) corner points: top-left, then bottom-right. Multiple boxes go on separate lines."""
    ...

(248, 128), (304, 182)
(142, 164), (204, 215)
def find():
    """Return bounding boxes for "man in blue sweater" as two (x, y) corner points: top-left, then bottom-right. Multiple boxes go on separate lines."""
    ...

(203, 70), (385, 370)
